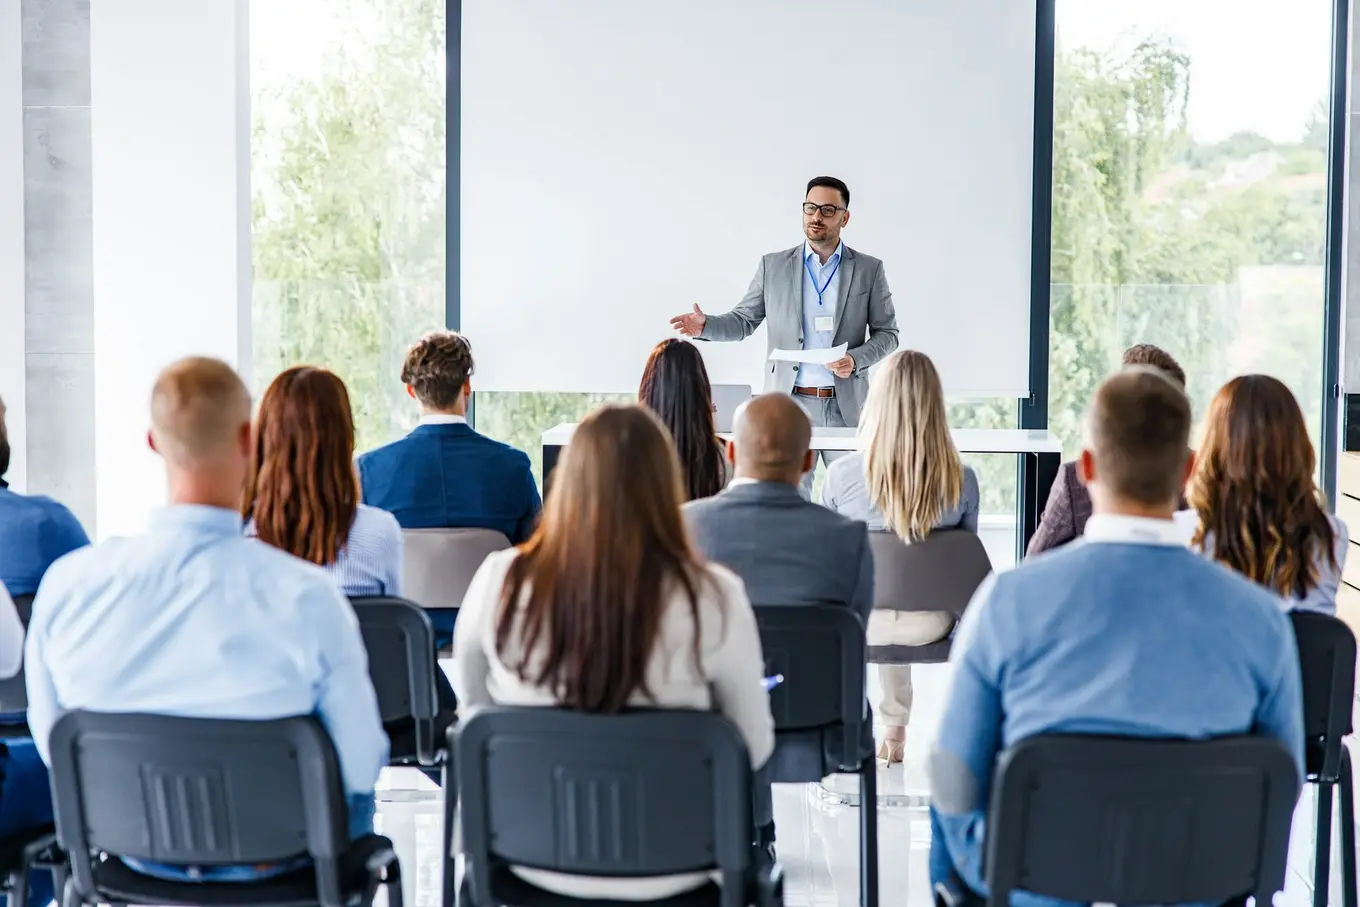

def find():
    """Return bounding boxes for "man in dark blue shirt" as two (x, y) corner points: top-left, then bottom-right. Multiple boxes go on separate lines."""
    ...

(0, 396), (90, 596)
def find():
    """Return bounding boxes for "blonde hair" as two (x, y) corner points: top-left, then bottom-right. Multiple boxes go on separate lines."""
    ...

(859, 350), (964, 542)
(150, 357), (251, 466)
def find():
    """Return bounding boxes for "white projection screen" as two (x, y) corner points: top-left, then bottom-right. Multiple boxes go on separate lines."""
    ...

(462, 0), (1036, 398)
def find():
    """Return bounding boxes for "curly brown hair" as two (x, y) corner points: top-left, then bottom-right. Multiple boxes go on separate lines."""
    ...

(243, 366), (359, 566)
(1188, 375), (1336, 599)
(402, 331), (474, 411)
(1121, 344), (1186, 387)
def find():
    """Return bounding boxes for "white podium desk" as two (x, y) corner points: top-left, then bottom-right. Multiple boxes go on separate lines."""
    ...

(541, 424), (1063, 554)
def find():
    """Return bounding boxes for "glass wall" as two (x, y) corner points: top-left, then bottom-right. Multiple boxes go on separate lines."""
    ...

(250, 0), (447, 453)
(1049, 1), (1333, 457)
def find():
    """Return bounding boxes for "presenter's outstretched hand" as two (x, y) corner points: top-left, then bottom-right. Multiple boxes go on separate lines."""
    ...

(828, 354), (855, 379)
(669, 304), (707, 338)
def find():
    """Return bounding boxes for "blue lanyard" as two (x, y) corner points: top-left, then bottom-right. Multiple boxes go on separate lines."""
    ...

(804, 253), (840, 307)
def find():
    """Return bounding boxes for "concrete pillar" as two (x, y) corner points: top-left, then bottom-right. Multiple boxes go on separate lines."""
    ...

(0, 1), (25, 492)
(20, 0), (95, 529)
(90, 0), (251, 538)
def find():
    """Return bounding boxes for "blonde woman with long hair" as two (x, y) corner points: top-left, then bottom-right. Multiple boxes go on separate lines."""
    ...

(823, 350), (979, 762)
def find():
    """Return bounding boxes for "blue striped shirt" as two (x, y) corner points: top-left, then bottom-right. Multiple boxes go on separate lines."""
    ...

(247, 505), (402, 598)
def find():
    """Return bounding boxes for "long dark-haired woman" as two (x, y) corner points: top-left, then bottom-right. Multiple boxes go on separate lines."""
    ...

(1180, 374), (1346, 613)
(453, 405), (773, 901)
(638, 339), (729, 500)
(243, 366), (402, 596)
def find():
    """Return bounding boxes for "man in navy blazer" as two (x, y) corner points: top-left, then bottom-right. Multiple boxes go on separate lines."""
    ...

(358, 331), (541, 544)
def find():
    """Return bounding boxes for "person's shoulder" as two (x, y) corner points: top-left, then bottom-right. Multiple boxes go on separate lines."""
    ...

(961, 463), (980, 489)
(38, 539), (108, 586)
(699, 561), (749, 605)
(357, 433), (417, 467)
(825, 451), (864, 485)
(353, 504), (403, 544)
(1330, 513), (1349, 553)
(844, 246), (884, 268)
(464, 430), (533, 467)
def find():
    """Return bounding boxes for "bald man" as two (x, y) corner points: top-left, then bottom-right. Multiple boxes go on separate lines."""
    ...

(682, 393), (875, 854)
(25, 358), (388, 872)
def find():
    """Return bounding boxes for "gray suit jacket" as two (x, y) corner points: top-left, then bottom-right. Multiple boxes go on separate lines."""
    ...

(700, 244), (899, 425)
(682, 481), (874, 626)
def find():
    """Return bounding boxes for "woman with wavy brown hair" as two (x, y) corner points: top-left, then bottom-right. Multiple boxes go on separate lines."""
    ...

(638, 339), (729, 500)
(1181, 374), (1346, 614)
(453, 404), (773, 901)
(243, 366), (402, 596)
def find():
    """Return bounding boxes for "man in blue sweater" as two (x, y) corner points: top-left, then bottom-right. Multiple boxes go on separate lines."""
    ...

(929, 367), (1304, 906)
(0, 395), (89, 596)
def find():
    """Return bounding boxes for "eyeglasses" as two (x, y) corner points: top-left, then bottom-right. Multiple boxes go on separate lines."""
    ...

(803, 202), (846, 218)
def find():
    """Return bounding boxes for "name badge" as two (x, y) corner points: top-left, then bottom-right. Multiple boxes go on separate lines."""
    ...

(814, 315), (834, 333)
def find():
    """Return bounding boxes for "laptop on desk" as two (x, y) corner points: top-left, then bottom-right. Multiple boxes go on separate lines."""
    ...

(711, 384), (753, 433)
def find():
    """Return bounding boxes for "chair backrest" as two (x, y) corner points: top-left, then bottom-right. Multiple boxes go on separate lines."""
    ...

(752, 604), (865, 769)
(867, 529), (992, 615)
(50, 712), (352, 904)
(350, 596), (440, 763)
(984, 734), (1299, 907)
(401, 528), (511, 611)
(0, 594), (34, 712)
(1290, 611), (1357, 782)
(456, 707), (752, 906)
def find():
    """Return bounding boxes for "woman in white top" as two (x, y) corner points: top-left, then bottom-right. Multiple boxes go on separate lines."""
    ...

(1180, 374), (1346, 614)
(822, 350), (981, 763)
(454, 405), (774, 902)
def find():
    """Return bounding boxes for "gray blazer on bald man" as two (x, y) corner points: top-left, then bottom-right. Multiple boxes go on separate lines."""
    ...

(700, 244), (899, 425)
(683, 481), (874, 624)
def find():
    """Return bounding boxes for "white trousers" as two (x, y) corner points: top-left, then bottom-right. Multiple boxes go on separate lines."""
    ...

(868, 610), (955, 726)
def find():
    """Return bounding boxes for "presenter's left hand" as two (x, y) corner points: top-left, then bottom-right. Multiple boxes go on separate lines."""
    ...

(829, 355), (855, 379)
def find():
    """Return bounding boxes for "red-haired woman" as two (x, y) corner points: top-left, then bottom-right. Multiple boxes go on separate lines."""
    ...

(243, 366), (402, 595)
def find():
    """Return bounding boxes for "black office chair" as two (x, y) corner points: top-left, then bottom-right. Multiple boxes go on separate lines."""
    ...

(753, 604), (875, 907)
(1292, 611), (1358, 907)
(0, 594), (33, 738)
(447, 707), (782, 907)
(49, 711), (402, 907)
(937, 734), (1299, 907)
(350, 597), (447, 767)
(0, 824), (61, 907)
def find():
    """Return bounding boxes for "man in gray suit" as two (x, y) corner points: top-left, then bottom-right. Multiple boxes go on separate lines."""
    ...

(682, 393), (874, 857)
(669, 176), (899, 494)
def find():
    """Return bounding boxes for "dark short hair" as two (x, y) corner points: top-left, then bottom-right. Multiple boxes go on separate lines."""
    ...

(806, 176), (850, 207)
(401, 331), (474, 410)
(1087, 367), (1191, 506)
(1122, 343), (1186, 388)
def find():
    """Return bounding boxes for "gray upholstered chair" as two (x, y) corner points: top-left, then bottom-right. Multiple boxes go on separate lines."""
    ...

(401, 528), (512, 613)
(866, 529), (992, 665)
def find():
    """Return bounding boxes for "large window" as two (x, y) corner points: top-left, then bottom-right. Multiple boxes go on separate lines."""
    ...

(1049, 2), (1332, 457)
(251, 0), (447, 452)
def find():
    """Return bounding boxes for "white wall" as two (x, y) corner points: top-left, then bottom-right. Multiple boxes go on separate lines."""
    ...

(462, 0), (1037, 398)
(90, 0), (251, 538)
(0, 0), (25, 492)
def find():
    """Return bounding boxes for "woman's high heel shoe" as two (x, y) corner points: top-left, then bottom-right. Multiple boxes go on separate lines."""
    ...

(877, 737), (905, 764)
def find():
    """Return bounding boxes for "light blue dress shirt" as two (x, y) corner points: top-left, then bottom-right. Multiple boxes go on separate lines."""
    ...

(25, 505), (389, 798)
(796, 240), (844, 388)
(929, 514), (1303, 907)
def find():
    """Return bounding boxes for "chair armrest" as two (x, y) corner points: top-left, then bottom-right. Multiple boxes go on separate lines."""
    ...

(934, 879), (984, 907)
(755, 859), (784, 907)
(342, 833), (401, 885)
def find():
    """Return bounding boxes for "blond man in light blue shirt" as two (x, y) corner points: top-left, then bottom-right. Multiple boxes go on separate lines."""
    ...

(26, 357), (388, 847)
